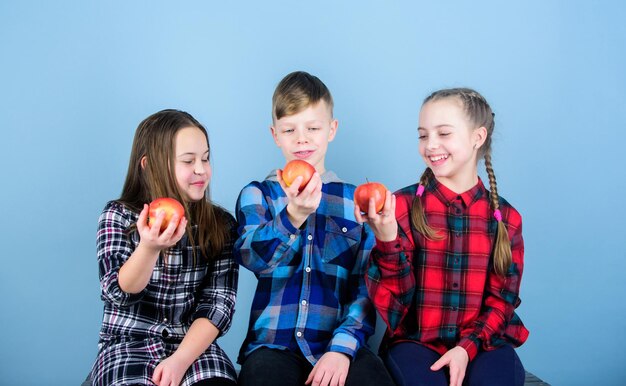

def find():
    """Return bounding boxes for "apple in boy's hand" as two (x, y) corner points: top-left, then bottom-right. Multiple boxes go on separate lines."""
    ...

(148, 198), (185, 231)
(282, 160), (315, 192)
(354, 182), (387, 213)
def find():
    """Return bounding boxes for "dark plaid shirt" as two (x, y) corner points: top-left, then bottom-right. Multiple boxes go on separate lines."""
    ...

(366, 178), (528, 361)
(91, 201), (239, 385)
(234, 170), (375, 365)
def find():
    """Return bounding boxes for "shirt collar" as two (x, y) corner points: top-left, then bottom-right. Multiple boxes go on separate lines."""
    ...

(266, 169), (343, 184)
(428, 177), (486, 207)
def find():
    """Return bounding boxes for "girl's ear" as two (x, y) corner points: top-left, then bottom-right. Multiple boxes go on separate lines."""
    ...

(473, 126), (488, 150)
(140, 156), (147, 169)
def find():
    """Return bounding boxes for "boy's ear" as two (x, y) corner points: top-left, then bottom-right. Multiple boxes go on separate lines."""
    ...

(140, 156), (147, 169)
(270, 125), (281, 147)
(473, 126), (487, 150)
(328, 119), (338, 142)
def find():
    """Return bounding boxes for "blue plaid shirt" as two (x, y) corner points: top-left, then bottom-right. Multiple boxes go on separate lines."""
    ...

(234, 170), (376, 365)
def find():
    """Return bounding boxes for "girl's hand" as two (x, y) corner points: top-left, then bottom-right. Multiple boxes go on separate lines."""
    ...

(136, 204), (187, 252)
(277, 170), (322, 228)
(152, 353), (189, 386)
(430, 346), (469, 386)
(305, 351), (350, 386)
(354, 190), (398, 242)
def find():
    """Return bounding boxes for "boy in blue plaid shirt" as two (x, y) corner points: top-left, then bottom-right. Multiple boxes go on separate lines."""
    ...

(234, 71), (394, 386)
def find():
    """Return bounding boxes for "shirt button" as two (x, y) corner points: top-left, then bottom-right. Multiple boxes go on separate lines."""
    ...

(455, 209), (462, 215)
(289, 234), (296, 240)
(163, 318), (168, 323)
(455, 232), (461, 237)
(453, 283), (459, 288)
(342, 227), (347, 233)
(301, 300), (307, 306)
(307, 234), (313, 241)
(305, 267), (311, 273)
(296, 331), (303, 337)
(452, 306), (458, 311)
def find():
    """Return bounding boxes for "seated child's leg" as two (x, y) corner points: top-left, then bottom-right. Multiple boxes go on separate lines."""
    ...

(238, 347), (311, 386)
(464, 345), (525, 386)
(383, 342), (448, 386)
(344, 347), (395, 386)
(191, 378), (237, 386)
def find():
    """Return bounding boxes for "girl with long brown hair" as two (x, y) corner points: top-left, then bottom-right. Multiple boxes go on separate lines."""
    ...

(89, 109), (238, 386)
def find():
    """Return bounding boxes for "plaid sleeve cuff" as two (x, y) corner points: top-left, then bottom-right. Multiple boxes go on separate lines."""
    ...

(373, 237), (410, 272)
(328, 332), (359, 360)
(375, 236), (404, 254)
(101, 271), (146, 307)
(274, 206), (300, 239)
(458, 334), (481, 361)
(193, 305), (232, 335)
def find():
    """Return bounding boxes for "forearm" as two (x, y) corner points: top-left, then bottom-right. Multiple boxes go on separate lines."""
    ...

(118, 242), (160, 294)
(366, 240), (416, 332)
(171, 318), (219, 369)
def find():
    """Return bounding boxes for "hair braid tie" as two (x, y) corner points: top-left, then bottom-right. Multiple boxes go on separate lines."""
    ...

(493, 209), (502, 222)
(416, 185), (425, 197)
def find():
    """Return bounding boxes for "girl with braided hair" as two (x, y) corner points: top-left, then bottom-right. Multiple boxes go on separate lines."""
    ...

(356, 88), (528, 386)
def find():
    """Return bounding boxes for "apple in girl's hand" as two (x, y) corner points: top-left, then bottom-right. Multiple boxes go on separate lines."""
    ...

(354, 182), (387, 213)
(282, 160), (315, 191)
(148, 198), (185, 231)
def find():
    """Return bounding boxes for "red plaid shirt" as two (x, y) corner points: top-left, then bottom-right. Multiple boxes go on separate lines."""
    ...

(366, 178), (528, 361)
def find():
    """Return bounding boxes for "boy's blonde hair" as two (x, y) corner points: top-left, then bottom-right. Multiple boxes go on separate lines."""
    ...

(272, 71), (334, 121)
(412, 88), (513, 277)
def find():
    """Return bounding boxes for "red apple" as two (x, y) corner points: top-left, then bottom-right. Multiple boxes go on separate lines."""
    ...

(148, 197), (185, 231)
(354, 182), (387, 214)
(282, 160), (315, 191)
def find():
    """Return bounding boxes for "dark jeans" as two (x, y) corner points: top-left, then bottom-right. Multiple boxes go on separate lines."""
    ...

(383, 342), (525, 386)
(193, 378), (237, 386)
(238, 347), (395, 386)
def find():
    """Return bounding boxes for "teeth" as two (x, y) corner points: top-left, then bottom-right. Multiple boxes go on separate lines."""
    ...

(430, 154), (448, 162)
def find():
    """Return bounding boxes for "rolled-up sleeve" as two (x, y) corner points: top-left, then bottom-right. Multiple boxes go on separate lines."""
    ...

(97, 202), (146, 307)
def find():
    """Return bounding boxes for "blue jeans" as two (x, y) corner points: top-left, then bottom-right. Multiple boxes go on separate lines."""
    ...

(383, 342), (525, 386)
(238, 347), (395, 386)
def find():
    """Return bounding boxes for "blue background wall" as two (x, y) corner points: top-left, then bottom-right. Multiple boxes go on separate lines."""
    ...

(1, 1), (624, 385)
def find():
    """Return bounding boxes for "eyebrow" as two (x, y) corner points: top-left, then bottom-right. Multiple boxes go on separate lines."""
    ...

(418, 124), (454, 130)
(177, 150), (209, 157)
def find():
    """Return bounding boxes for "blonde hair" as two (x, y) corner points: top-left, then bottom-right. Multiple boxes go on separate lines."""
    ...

(119, 109), (228, 260)
(411, 88), (512, 276)
(272, 71), (333, 121)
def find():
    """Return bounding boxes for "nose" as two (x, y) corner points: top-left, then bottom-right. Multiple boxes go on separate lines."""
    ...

(194, 160), (206, 174)
(425, 135), (439, 150)
(295, 129), (309, 144)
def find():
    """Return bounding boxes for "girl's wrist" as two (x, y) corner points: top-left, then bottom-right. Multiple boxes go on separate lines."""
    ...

(136, 240), (162, 259)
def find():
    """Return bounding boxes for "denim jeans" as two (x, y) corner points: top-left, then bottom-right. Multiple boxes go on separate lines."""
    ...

(383, 342), (525, 386)
(238, 347), (395, 386)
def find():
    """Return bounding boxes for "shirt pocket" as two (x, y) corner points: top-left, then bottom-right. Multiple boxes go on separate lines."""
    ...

(322, 216), (361, 270)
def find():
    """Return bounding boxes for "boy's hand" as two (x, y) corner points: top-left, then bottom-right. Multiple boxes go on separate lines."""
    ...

(430, 346), (469, 386)
(137, 204), (187, 252)
(305, 351), (350, 386)
(277, 170), (322, 228)
(354, 190), (398, 242)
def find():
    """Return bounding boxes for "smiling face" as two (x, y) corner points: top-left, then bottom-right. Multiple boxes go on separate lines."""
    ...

(174, 126), (211, 202)
(271, 100), (337, 174)
(418, 97), (486, 193)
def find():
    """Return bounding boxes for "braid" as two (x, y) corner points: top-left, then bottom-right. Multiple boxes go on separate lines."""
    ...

(484, 150), (512, 276)
(410, 168), (443, 240)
